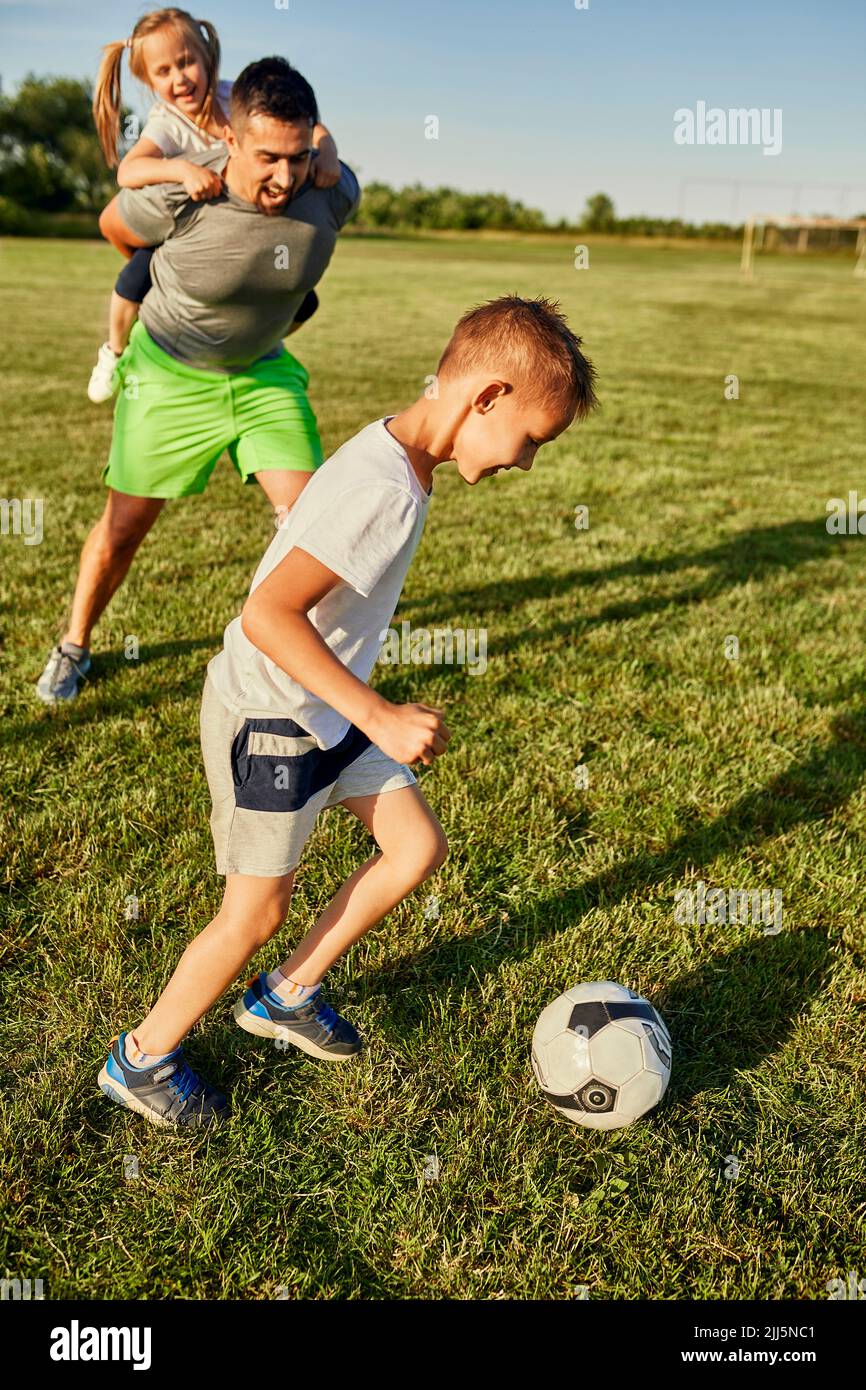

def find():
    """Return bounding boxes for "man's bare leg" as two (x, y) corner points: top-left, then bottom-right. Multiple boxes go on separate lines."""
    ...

(254, 468), (315, 529)
(63, 489), (165, 649)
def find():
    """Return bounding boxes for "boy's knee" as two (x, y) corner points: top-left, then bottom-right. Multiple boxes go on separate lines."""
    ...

(252, 915), (285, 947)
(404, 828), (448, 884)
(219, 900), (287, 949)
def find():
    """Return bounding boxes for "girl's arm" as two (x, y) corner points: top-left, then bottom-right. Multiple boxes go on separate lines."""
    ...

(311, 122), (340, 189)
(117, 136), (224, 201)
(117, 136), (181, 188)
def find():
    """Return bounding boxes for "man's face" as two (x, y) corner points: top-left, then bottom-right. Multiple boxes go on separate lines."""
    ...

(452, 382), (575, 484)
(224, 113), (314, 214)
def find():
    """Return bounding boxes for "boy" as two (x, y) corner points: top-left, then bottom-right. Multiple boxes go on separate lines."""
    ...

(97, 295), (598, 1127)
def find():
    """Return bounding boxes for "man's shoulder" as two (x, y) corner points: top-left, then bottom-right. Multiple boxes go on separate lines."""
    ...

(123, 145), (226, 198)
(120, 145), (228, 225)
(182, 145), (229, 175)
(290, 161), (361, 227)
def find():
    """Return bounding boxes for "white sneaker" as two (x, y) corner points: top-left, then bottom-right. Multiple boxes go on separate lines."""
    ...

(87, 342), (121, 403)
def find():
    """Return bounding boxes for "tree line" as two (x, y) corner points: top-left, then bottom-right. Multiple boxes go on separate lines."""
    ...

(1, 75), (745, 239)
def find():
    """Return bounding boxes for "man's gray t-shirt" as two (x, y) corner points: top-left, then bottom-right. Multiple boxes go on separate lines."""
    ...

(117, 147), (360, 371)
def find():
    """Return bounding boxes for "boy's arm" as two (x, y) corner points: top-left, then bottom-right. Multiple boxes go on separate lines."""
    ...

(240, 546), (449, 766)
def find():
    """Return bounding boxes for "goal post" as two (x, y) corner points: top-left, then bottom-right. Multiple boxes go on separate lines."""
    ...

(741, 214), (866, 278)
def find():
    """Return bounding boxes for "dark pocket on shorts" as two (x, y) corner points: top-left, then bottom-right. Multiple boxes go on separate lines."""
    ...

(230, 717), (372, 813)
(230, 717), (321, 812)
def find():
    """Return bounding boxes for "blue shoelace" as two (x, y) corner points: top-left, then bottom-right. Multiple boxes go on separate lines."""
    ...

(313, 1000), (338, 1037)
(166, 1061), (199, 1103)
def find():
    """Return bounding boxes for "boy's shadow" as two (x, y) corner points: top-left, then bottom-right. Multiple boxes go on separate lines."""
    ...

(336, 699), (865, 1098)
(655, 930), (829, 1107)
(396, 516), (854, 652)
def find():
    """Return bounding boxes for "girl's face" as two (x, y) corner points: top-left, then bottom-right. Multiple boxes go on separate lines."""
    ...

(141, 27), (208, 114)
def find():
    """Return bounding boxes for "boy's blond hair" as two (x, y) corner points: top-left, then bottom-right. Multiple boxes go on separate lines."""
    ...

(437, 295), (598, 418)
(93, 7), (222, 167)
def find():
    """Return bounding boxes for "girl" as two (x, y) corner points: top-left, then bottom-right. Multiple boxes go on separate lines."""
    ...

(88, 7), (340, 402)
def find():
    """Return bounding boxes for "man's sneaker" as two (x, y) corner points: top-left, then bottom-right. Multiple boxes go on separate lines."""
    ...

(97, 1033), (229, 1129)
(233, 973), (362, 1061)
(87, 342), (121, 403)
(36, 644), (91, 704)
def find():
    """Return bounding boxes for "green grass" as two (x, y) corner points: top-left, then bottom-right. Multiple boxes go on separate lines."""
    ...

(1, 233), (865, 1300)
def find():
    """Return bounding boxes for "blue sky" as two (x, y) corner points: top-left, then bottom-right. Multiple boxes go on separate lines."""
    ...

(1, 0), (864, 221)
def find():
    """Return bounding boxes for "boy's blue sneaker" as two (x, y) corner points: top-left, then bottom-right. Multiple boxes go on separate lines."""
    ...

(233, 973), (362, 1061)
(97, 1033), (229, 1128)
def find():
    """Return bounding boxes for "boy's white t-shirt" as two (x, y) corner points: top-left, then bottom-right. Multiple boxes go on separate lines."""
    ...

(206, 418), (432, 749)
(140, 78), (233, 158)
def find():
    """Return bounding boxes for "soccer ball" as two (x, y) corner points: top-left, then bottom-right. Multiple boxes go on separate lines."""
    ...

(531, 980), (671, 1130)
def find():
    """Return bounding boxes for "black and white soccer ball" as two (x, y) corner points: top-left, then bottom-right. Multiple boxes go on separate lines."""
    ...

(531, 980), (671, 1130)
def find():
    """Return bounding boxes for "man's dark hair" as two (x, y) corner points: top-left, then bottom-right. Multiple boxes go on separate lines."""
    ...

(230, 56), (319, 129)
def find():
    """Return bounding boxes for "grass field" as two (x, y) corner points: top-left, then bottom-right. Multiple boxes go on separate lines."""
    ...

(1, 233), (865, 1301)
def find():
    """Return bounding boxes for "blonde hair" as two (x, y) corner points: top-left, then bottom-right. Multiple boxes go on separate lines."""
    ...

(437, 295), (599, 418)
(93, 7), (221, 166)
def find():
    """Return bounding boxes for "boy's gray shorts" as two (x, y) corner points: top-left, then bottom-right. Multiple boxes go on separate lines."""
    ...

(200, 674), (417, 877)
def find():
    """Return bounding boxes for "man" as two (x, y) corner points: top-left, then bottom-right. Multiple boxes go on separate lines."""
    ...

(37, 57), (360, 704)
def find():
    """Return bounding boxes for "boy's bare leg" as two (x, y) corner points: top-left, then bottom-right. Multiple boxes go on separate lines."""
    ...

(108, 290), (140, 357)
(277, 784), (447, 986)
(62, 489), (165, 649)
(133, 872), (296, 1056)
(131, 785), (445, 1057)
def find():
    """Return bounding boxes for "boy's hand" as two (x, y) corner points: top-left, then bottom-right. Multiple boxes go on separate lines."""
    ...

(368, 702), (450, 767)
(180, 161), (224, 201)
(310, 134), (341, 189)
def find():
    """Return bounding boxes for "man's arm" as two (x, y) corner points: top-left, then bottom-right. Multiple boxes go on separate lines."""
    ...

(240, 547), (449, 766)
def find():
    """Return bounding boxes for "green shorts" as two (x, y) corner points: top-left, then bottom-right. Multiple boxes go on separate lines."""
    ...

(103, 321), (324, 498)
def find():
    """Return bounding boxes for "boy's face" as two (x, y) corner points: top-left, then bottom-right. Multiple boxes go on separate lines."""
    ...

(451, 380), (575, 484)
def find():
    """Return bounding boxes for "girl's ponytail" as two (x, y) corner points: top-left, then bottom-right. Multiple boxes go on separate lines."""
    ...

(91, 11), (223, 167)
(92, 40), (128, 167)
(193, 17), (223, 131)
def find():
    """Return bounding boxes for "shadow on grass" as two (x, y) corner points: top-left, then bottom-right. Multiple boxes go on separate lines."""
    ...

(656, 929), (829, 1103)
(5, 637), (219, 748)
(354, 700), (865, 1092)
(395, 516), (858, 640)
